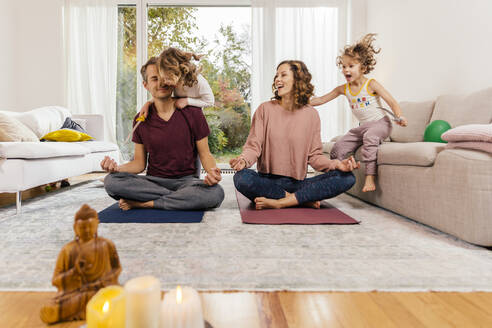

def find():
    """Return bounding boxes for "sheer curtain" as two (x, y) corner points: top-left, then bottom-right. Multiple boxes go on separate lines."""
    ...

(63, 0), (118, 143)
(252, 0), (350, 142)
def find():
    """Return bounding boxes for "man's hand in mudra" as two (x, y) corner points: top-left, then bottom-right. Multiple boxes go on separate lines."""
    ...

(204, 167), (222, 186)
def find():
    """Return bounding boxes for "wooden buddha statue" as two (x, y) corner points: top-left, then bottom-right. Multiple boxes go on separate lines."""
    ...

(40, 204), (122, 324)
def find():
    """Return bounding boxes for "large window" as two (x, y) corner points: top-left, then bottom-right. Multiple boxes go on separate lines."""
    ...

(116, 4), (251, 162)
(115, 1), (347, 163)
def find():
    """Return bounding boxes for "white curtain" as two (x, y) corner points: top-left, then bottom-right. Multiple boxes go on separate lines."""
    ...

(252, 0), (351, 142)
(63, 0), (118, 143)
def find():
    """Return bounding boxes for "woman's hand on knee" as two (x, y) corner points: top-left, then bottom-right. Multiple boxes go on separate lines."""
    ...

(230, 157), (246, 171)
(335, 156), (360, 172)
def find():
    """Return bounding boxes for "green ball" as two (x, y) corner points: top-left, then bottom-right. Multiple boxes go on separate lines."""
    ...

(424, 120), (452, 143)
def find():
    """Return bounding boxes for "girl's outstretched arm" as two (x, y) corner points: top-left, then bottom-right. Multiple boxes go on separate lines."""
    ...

(138, 99), (154, 118)
(310, 85), (344, 106)
(368, 79), (408, 126)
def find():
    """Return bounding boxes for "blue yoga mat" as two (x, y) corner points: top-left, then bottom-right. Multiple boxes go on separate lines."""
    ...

(98, 203), (204, 223)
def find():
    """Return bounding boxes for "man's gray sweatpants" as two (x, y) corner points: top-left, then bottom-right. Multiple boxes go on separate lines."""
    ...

(104, 172), (224, 210)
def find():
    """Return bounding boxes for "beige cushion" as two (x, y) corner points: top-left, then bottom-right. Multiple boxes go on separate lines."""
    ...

(430, 87), (492, 127)
(377, 142), (446, 166)
(390, 101), (435, 142)
(445, 141), (492, 154)
(0, 113), (39, 142)
(441, 124), (492, 142)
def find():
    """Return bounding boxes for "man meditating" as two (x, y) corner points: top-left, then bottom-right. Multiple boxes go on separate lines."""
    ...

(101, 57), (224, 210)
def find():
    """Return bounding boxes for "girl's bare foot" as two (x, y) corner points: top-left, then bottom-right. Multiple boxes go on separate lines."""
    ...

(362, 175), (376, 192)
(254, 197), (282, 209)
(118, 199), (153, 211)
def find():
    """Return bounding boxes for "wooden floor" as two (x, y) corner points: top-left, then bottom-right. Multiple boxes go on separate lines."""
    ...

(1, 291), (492, 327)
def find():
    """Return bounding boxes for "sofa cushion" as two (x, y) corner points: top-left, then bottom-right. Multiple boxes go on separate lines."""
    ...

(0, 113), (39, 142)
(390, 101), (435, 142)
(446, 141), (492, 154)
(322, 141), (335, 154)
(430, 87), (492, 127)
(441, 124), (492, 142)
(41, 129), (93, 142)
(1, 106), (72, 138)
(0, 142), (90, 159)
(377, 142), (446, 166)
(78, 141), (119, 153)
(322, 141), (446, 166)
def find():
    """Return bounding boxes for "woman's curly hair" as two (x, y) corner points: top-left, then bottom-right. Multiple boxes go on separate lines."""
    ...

(157, 47), (202, 88)
(272, 60), (314, 109)
(337, 33), (380, 74)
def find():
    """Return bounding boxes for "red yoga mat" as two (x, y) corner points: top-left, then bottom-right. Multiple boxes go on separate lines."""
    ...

(235, 189), (360, 225)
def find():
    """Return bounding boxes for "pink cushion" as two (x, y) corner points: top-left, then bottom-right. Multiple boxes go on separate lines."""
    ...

(441, 124), (492, 142)
(446, 141), (492, 154)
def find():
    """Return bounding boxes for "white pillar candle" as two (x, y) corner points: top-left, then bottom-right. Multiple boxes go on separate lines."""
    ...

(125, 275), (161, 328)
(160, 286), (204, 328)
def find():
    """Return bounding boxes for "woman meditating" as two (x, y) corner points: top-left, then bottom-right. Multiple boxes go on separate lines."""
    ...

(230, 60), (360, 209)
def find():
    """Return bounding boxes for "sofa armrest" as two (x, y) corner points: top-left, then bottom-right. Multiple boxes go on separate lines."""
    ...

(73, 114), (105, 141)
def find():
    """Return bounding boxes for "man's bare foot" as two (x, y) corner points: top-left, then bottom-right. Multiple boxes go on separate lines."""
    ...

(254, 197), (282, 209)
(118, 199), (153, 211)
(362, 175), (376, 192)
(303, 201), (321, 209)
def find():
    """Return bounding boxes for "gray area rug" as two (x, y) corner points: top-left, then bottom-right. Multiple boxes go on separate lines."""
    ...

(1, 175), (491, 292)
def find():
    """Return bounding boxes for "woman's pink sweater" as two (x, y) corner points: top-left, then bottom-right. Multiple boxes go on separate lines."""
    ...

(240, 100), (339, 180)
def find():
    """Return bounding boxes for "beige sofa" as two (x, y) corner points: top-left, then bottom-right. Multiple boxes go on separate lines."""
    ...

(322, 87), (492, 246)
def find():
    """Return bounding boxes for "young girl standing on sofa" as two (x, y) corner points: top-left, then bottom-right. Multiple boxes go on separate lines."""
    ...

(310, 33), (408, 192)
(138, 47), (214, 118)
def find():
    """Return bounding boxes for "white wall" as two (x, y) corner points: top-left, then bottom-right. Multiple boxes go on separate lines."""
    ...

(365, 0), (492, 102)
(0, 0), (64, 112)
(3, 1), (491, 111)
(0, 1), (17, 110)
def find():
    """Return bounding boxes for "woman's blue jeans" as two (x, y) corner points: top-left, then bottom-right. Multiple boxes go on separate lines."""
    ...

(233, 169), (356, 204)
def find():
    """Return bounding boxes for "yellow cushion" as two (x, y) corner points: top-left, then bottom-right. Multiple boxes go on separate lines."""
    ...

(41, 129), (93, 142)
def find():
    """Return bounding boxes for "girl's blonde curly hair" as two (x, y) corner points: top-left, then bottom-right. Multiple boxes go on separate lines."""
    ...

(157, 47), (202, 88)
(337, 33), (380, 74)
(272, 60), (314, 109)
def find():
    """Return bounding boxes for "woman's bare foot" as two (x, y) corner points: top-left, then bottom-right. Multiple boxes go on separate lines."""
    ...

(303, 201), (321, 209)
(362, 175), (376, 192)
(118, 199), (153, 211)
(254, 197), (282, 209)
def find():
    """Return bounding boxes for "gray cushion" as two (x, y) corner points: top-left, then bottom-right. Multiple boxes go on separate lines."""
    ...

(390, 101), (435, 142)
(430, 87), (492, 127)
(377, 142), (446, 166)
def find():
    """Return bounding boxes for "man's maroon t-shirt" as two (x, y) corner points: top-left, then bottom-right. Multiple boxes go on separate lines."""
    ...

(132, 104), (210, 178)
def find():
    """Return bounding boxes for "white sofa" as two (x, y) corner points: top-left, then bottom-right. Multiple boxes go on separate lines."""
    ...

(322, 87), (492, 246)
(0, 110), (119, 214)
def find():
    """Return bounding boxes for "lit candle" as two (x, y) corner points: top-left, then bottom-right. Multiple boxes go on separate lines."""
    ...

(125, 275), (161, 328)
(160, 286), (204, 328)
(86, 285), (125, 328)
